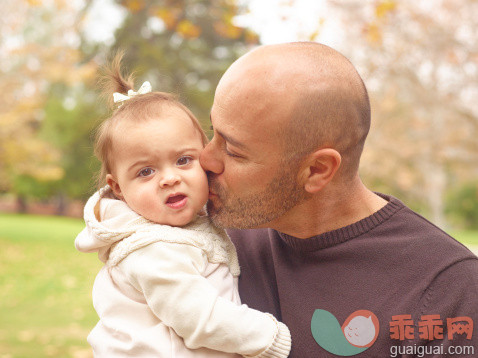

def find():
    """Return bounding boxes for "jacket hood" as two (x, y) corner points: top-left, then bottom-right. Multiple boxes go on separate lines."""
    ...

(75, 187), (149, 262)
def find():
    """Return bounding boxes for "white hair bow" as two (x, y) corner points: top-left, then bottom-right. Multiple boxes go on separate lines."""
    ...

(113, 81), (152, 105)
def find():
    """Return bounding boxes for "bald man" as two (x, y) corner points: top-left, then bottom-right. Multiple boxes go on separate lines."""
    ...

(200, 42), (478, 357)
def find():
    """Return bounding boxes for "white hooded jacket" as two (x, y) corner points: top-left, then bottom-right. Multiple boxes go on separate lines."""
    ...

(75, 187), (291, 358)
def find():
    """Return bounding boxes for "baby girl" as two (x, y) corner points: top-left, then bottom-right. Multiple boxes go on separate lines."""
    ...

(75, 55), (291, 358)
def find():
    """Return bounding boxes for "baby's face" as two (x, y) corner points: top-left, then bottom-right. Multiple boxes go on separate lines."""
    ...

(106, 107), (208, 226)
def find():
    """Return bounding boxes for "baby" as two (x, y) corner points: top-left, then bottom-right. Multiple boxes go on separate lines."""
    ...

(75, 55), (291, 358)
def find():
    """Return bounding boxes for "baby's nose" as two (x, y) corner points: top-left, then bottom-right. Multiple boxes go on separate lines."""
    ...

(160, 174), (181, 187)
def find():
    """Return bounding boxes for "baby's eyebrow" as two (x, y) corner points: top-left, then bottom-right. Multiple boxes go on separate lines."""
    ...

(127, 160), (150, 173)
(175, 147), (201, 155)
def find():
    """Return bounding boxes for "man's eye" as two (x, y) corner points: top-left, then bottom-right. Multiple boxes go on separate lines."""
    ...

(225, 147), (241, 158)
(138, 168), (154, 177)
(177, 156), (192, 166)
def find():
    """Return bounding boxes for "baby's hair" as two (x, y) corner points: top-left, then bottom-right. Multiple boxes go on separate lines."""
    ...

(94, 52), (208, 189)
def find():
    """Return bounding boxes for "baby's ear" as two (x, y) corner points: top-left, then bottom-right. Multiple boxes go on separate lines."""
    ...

(106, 174), (123, 200)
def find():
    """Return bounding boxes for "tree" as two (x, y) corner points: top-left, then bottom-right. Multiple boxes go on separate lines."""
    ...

(1, 0), (259, 213)
(325, 0), (478, 227)
(0, 0), (97, 210)
(100, 0), (258, 128)
(40, 85), (101, 201)
(240, 0), (477, 227)
(0, 1), (61, 196)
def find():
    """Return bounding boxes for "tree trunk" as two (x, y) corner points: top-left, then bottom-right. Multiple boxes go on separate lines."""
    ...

(56, 193), (66, 216)
(16, 195), (27, 213)
(423, 162), (447, 229)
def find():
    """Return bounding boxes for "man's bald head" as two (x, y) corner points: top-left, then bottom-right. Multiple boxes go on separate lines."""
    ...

(215, 42), (371, 180)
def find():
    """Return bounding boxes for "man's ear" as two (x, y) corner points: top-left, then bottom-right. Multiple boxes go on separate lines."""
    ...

(298, 148), (341, 194)
(106, 174), (123, 199)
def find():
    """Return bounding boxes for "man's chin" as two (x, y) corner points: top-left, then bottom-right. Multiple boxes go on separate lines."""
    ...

(206, 202), (233, 228)
(208, 211), (266, 230)
(206, 198), (276, 230)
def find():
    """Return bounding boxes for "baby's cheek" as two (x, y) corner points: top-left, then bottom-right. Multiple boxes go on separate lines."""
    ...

(132, 192), (162, 220)
(188, 168), (209, 205)
(143, 206), (166, 224)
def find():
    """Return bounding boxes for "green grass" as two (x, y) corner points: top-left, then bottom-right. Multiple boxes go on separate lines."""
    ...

(452, 230), (478, 248)
(0, 213), (476, 357)
(0, 214), (101, 358)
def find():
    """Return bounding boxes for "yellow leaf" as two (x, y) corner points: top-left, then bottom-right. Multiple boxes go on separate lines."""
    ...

(176, 20), (201, 39)
(124, 0), (145, 13)
(375, 0), (396, 18)
(245, 30), (259, 45)
(365, 22), (382, 44)
(213, 21), (242, 39)
(32, 167), (65, 181)
(27, 0), (42, 6)
(155, 8), (179, 30)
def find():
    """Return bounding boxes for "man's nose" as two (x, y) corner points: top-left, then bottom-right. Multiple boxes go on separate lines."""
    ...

(159, 172), (181, 188)
(200, 138), (224, 174)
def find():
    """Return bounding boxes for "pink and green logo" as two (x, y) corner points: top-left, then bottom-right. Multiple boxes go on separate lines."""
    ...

(311, 309), (379, 356)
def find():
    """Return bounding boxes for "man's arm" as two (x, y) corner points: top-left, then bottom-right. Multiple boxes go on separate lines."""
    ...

(411, 258), (478, 356)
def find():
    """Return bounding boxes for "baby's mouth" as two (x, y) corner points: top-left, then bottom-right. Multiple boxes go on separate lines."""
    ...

(166, 194), (188, 209)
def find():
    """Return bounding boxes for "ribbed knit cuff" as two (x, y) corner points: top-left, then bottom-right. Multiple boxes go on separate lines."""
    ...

(249, 314), (291, 358)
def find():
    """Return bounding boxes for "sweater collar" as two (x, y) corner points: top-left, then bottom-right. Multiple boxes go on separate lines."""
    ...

(276, 193), (404, 251)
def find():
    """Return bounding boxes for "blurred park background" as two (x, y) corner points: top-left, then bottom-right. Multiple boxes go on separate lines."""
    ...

(1, 0), (477, 357)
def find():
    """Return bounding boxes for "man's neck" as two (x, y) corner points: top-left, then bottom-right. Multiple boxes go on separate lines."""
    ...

(267, 178), (388, 239)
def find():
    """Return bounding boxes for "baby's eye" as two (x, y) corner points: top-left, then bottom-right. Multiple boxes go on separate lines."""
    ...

(138, 167), (155, 177)
(176, 156), (192, 166)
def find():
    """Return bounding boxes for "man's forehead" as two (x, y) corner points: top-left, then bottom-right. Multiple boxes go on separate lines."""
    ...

(212, 87), (273, 128)
(210, 48), (302, 146)
(212, 103), (289, 159)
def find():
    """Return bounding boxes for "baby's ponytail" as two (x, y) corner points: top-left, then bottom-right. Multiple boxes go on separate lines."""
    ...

(99, 51), (135, 110)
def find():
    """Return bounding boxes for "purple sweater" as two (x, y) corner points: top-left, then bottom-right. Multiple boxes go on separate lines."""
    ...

(228, 194), (478, 357)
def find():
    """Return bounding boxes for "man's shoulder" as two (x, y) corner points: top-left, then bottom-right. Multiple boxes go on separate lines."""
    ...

(389, 201), (472, 255)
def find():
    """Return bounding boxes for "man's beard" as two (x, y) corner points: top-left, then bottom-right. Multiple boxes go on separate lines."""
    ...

(206, 167), (308, 229)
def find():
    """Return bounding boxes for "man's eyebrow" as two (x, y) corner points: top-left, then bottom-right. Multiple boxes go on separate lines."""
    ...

(209, 114), (246, 149)
(217, 129), (246, 149)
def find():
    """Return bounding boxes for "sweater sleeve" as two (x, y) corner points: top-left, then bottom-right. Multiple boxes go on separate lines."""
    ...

(411, 258), (478, 354)
(119, 241), (291, 358)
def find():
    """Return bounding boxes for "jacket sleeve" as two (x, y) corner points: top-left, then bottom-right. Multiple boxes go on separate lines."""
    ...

(119, 241), (291, 358)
